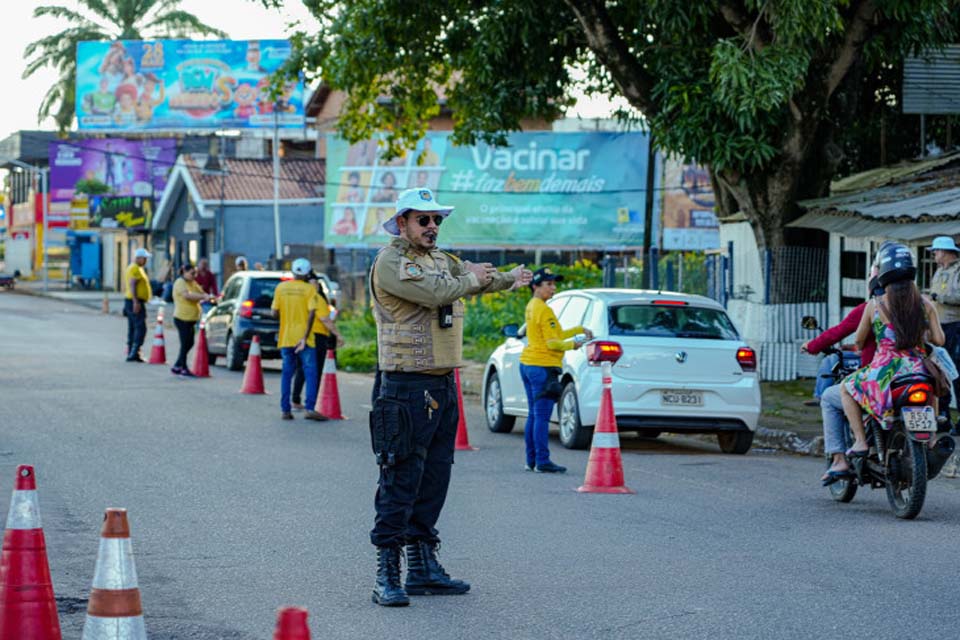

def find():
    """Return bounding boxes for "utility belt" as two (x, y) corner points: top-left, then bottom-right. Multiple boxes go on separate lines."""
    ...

(369, 371), (452, 467)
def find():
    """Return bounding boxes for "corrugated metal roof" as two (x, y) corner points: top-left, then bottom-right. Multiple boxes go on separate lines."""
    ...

(903, 46), (960, 115)
(787, 211), (960, 241)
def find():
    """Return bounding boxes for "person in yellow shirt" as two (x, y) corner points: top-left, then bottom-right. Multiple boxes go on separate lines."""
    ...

(171, 264), (213, 377)
(292, 271), (345, 410)
(519, 268), (593, 473)
(124, 248), (153, 362)
(271, 258), (326, 421)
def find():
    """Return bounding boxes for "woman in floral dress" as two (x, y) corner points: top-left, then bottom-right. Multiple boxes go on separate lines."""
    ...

(841, 244), (945, 456)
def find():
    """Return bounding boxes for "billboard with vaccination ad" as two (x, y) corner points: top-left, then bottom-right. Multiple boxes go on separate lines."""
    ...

(324, 131), (659, 249)
(75, 39), (304, 131)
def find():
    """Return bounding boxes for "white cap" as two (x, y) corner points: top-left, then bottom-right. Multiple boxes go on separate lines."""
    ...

(928, 236), (960, 253)
(384, 188), (453, 236)
(235, 256), (248, 267)
(134, 248), (151, 259)
(291, 258), (311, 275)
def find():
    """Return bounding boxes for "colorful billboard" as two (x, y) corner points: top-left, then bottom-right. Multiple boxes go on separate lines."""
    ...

(89, 196), (155, 231)
(76, 40), (305, 131)
(325, 132), (658, 248)
(661, 157), (720, 251)
(49, 139), (176, 203)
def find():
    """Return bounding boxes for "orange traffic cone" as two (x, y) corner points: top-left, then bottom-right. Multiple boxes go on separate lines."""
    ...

(454, 368), (477, 451)
(147, 319), (166, 365)
(577, 362), (635, 494)
(191, 321), (211, 378)
(240, 335), (266, 394)
(315, 349), (344, 419)
(274, 607), (311, 640)
(81, 509), (146, 640)
(0, 465), (62, 640)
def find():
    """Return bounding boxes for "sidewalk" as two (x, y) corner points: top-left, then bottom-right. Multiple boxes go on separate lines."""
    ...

(12, 279), (171, 321)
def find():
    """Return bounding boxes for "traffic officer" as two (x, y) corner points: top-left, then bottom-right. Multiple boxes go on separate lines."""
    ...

(929, 236), (960, 428)
(368, 187), (531, 606)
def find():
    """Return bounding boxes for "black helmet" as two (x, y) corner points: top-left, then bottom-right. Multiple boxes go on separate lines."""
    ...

(876, 242), (916, 287)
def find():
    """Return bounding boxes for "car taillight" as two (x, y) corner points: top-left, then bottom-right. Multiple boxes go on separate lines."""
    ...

(239, 299), (254, 318)
(586, 340), (623, 365)
(736, 347), (756, 372)
(906, 384), (930, 404)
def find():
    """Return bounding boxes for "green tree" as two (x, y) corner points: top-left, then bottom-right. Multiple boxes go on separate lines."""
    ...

(24, 0), (226, 133)
(267, 0), (957, 249)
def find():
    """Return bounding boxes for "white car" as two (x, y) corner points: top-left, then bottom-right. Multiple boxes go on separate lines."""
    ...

(481, 289), (762, 454)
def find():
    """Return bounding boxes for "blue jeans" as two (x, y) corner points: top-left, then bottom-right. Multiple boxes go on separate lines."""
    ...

(520, 364), (557, 466)
(820, 383), (851, 455)
(280, 346), (317, 413)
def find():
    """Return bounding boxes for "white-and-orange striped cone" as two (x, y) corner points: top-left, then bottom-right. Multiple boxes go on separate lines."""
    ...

(0, 465), (62, 640)
(191, 321), (211, 378)
(315, 349), (344, 419)
(240, 335), (266, 394)
(147, 320), (166, 365)
(454, 369), (477, 451)
(577, 361), (635, 494)
(81, 508), (146, 640)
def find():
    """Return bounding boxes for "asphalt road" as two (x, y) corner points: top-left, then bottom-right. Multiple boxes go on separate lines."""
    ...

(3, 291), (960, 640)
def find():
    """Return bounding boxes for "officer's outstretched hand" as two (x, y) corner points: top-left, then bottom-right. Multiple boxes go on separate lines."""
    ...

(464, 261), (493, 286)
(509, 264), (533, 290)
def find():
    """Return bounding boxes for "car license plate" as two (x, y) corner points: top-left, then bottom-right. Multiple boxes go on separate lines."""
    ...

(661, 390), (703, 407)
(902, 406), (936, 432)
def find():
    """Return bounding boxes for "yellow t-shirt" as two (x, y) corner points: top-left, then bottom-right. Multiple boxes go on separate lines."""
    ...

(173, 277), (204, 322)
(311, 294), (332, 336)
(271, 279), (318, 348)
(519, 297), (584, 368)
(125, 263), (152, 301)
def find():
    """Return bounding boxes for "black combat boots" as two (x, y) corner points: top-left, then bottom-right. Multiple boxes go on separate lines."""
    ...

(372, 546), (410, 607)
(404, 541), (471, 595)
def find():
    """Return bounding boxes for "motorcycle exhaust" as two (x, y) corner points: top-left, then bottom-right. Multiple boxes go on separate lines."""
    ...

(927, 435), (956, 480)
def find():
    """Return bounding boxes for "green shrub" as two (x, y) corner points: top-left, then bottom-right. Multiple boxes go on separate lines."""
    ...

(337, 341), (378, 372)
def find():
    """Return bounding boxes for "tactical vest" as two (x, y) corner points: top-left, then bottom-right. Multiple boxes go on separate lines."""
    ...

(371, 245), (464, 372)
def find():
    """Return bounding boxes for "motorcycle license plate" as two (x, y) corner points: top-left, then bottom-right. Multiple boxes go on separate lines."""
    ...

(661, 390), (703, 407)
(902, 406), (936, 432)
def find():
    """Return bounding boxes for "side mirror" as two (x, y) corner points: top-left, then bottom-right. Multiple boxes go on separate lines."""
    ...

(501, 323), (519, 338)
(801, 316), (819, 330)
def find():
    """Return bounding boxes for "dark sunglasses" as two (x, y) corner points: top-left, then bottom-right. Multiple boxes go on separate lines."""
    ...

(413, 214), (443, 227)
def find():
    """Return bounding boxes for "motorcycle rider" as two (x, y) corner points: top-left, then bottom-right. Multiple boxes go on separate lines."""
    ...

(811, 272), (881, 485)
(840, 243), (945, 457)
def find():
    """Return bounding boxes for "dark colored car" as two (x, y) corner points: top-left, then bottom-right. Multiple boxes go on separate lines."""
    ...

(204, 271), (285, 370)
(204, 269), (340, 370)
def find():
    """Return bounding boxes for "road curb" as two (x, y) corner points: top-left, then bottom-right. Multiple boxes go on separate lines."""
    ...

(753, 426), (824, 457)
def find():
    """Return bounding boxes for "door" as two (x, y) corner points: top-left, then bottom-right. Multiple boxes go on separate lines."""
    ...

(207, 276), (242, 349)
(500, 296), (571, 413)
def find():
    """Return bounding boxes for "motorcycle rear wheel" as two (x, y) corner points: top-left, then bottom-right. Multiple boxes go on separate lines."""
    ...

(828, 462), (858, 503)
(885, 429), (927, 519)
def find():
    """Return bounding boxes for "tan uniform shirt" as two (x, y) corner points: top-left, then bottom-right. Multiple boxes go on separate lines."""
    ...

(931, 260), (960, 324)
(371, 237), (516, 373)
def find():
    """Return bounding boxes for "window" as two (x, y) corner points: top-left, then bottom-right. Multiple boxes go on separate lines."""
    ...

(547, 297), (569, 319)
(248, 278), (281, 308)
(557, 296), (591, 328)
(608, 304), (739, 340)
(221, 277), (242, 301)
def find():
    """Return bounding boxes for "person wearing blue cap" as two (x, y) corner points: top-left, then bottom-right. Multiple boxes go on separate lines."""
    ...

(928, 236), (960, 433)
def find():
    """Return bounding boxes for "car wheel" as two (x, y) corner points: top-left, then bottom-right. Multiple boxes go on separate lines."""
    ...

(558, 382), (592, 450)
(225, 333), (244, 371)
(717, 430), (754, 455)
(485, 370), (516, 433)
(207, 352), (218, 366)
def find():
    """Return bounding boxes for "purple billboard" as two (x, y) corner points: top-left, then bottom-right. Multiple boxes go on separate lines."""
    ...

(48, 138), (176, 203)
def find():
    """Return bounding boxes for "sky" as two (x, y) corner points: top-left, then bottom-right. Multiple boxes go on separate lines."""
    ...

(0, 0), (625, 142)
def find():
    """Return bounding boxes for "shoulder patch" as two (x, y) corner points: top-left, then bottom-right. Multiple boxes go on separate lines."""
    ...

(399, 261), (425, 281)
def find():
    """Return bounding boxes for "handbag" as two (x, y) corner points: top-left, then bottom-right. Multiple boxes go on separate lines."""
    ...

(922, 344), (953, 397)
(931, 344), (959, 381)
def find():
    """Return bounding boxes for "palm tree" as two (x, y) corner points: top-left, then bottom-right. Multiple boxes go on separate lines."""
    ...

(24, 0), (227, 132)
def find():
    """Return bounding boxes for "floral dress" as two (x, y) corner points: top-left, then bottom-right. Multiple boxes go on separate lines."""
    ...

(842, 310), (927, 420)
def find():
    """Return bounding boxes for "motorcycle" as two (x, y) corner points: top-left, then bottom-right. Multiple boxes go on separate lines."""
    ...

(802, 315), (955, 519)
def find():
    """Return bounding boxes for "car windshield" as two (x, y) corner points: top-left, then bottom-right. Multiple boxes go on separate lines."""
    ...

(608, 304), (739, 340)
(249, 278), (281, 308)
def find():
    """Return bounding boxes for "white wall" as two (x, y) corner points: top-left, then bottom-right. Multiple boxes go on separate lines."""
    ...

(4, 239), (32, 276)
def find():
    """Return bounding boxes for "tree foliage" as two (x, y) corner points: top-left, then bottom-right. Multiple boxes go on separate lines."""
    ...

(269, 0), (959, 248)
(24, 0), (226, 133)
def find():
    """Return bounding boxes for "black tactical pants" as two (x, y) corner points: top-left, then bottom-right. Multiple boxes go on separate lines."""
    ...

(370, 371), (458, 548)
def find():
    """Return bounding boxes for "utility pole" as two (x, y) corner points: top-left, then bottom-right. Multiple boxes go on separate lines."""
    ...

(642, 133), (656, 289)
(272, 110), (282, 268)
